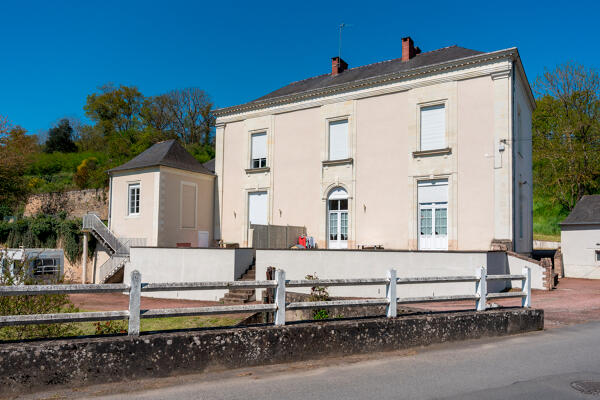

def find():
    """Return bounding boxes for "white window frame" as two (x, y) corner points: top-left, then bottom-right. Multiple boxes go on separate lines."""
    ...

(127, 182), (141, 216)
(250, 131), (267, 169)
(417, 179), (449, 251)
(418, 101), (448, 152)
(327, 118), (349, 161)
(180, 181), (197, 230)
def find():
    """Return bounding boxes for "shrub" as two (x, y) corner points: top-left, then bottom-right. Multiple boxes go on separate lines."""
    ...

(305, 273), (331, 320)
(0, 214), (95, 264)
(0, 250), (82, 341)
(94, 320), (127, 335)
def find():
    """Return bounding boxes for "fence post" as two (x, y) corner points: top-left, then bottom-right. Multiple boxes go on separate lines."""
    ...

(522, 266), (531, 307)
(274, 269), (286, 326)
(386, 269), (397, 318)
(476, 266), (487, 311)
(128, 270), (141, 336)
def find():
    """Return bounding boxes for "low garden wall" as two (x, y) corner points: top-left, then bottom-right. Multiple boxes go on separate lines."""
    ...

(125, 247), (255, 301)
(255, 249), (513, 299)
(0, 308), (543, 395)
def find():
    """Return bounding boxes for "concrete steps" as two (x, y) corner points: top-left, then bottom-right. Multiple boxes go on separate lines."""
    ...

(219, 264), (256, 304)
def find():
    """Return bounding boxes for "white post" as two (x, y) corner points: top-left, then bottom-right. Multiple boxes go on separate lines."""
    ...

(81, 232), (89, 284)
(386, 269), (397, 318)
(128, 270), (141, 336)
(476, 266), (487, 311)
(274, 269), (286, 326)
(522, 266), (531, 308)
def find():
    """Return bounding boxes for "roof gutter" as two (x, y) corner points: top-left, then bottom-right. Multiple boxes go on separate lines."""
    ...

(215, 47), (524, 117)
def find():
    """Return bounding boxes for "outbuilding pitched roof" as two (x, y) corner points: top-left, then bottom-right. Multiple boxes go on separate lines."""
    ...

(107, 139), (214, 175)
(202, 158), (215, 173)
(561, 195), (600, 226)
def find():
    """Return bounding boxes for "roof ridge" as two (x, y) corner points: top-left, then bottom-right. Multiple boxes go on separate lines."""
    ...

(259, 45), (466, 92)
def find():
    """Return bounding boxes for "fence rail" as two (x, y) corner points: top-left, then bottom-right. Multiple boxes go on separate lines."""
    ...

(0, 266), (531, 336)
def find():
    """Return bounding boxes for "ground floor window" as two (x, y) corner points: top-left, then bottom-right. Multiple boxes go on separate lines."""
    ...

(328, 187), (348, 249)
(418, 179), (448, 250)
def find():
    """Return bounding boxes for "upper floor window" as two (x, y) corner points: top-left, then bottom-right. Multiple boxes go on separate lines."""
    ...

(251, 132), (267, 168)
(128, 183), (140, 215)
(329, 119), (348, 160)
(420, 104), (446, 151)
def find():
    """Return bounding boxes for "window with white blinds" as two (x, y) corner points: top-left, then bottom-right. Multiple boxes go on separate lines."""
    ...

(248, 191), (268, 226)
(420, 105), (446, 151)
(329, 119), (348, 160)
(251, 132), (267, 168)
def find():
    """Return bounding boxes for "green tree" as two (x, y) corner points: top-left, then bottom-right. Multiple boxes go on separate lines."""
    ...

(84, 84), (144, 135)
(533, 63), (600, 210)
(45, 118), (77, 153)
(0, 121), (38, 210)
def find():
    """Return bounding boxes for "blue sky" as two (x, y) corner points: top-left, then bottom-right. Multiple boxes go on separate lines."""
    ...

(1, 0), (598, 135)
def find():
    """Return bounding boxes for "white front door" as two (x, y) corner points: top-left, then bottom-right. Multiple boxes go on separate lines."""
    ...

(328, 188), (348, 249)
(419, 203), (448, 250)
(418, 180), (448, 251)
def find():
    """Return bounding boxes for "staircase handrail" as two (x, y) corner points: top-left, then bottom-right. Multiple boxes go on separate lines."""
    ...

(82, 213), (124, 253)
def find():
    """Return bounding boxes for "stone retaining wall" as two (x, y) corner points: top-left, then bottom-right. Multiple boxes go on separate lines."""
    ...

(0, 308), (543, 395)
(24, 188), (108, 219)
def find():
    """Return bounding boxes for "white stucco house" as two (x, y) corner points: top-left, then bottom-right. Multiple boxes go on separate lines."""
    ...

(561, 195), (600, 279)
(213, 37), (534, 253)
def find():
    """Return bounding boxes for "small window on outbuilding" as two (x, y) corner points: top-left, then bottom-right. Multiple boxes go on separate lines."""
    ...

(596, 250), (600, 263)
(128, 183), (140, 215)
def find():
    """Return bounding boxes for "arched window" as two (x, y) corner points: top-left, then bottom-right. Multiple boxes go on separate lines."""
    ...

(327, 187), (348, 249)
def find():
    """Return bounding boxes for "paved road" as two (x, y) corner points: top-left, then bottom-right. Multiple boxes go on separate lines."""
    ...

(37, 321), (600, 400)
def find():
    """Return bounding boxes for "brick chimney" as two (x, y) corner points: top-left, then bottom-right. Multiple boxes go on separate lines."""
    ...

(402, 37), (421, 61)
(331, 57), (348, 75)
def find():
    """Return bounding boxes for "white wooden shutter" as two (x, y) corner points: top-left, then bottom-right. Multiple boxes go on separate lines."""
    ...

(329, 120), (348, 160)
(248, 191), (268, 225)
(420, 105), (446, 151)
(251, 133), (267, 160)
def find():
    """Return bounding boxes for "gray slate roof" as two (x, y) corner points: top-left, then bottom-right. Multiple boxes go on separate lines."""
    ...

(202, 158), (215, 173)
(249, 46), (482, 105)
(108, 139), (214, 175)
(561, 195), (600, 226)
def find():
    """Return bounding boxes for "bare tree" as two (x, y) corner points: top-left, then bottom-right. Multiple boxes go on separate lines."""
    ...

(164, 88), (215, 145)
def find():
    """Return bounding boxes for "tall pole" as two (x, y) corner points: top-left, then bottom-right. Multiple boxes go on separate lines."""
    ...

(82, 232), (88, 284)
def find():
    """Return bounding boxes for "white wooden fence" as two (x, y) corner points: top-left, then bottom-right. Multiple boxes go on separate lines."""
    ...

(0, 266), (531, 336)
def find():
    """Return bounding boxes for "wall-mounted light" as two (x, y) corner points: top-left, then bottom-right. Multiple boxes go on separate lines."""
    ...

(499, 139), (507, 152)
(233, 211), (236, 218)
(363, 204), (367, 212)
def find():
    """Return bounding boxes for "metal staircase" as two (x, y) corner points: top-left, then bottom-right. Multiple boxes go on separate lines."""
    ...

(82, 213), (144, 283)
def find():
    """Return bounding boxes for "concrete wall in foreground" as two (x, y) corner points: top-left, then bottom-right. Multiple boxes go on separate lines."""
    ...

(126, 247), (255, 301)
(255, 250), (512, 299)
(0, 309), (543, 395)
(561, 225), (600, 279)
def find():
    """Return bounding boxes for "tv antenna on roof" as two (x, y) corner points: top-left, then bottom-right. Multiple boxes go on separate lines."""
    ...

(339, 23), (353, 60)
